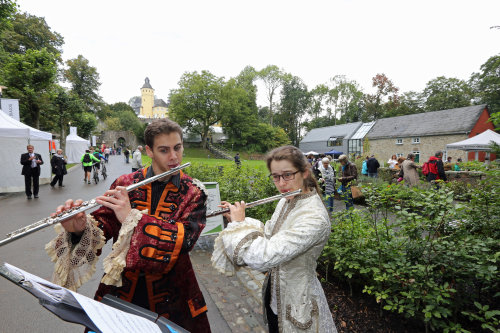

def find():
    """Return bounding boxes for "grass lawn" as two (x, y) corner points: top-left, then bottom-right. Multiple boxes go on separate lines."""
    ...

(141, 147), (267, 171)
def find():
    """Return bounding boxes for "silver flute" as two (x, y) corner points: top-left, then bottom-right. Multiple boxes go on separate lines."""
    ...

(0, 163), (191, 247)
(206, 189), (302, 218)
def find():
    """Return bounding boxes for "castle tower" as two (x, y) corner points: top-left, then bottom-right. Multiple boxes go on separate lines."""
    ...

(140, 77), (154, 118)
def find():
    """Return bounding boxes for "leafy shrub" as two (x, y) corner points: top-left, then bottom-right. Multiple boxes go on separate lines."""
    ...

(188, 162), (277, 222)
(321, 170), (500, 332)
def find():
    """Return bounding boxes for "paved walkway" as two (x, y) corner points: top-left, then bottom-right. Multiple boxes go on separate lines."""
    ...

(0, 155), (271, 333)
(192, 236), (267, 333)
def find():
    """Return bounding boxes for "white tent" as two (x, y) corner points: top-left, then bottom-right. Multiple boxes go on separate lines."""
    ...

(446, 129), (500, 161)
(66, 132), (89, 163)
(0, 110), (52, 193)
(446, 129), (500, 151)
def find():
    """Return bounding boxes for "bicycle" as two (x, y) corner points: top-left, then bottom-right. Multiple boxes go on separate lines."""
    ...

(101, 163), (107, 180)
(92, 164), (100, 184)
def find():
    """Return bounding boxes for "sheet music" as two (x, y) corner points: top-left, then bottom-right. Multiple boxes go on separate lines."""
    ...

(2, 263), (162, 333)
(70, 291), (162, 333)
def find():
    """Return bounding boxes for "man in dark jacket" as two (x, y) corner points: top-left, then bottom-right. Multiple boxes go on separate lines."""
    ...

(20, 144), (44, 199)
(366, 155), (380, 178)
(50, 149), (67, 188)
(426, 151), (447, 185)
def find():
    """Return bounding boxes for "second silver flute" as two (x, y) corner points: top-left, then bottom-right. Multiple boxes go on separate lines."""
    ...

(0, 163), (191, 247)
(206, 189), (302, 218)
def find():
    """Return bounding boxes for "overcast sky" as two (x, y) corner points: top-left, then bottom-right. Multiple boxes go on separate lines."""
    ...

(16, 0), (500, 107)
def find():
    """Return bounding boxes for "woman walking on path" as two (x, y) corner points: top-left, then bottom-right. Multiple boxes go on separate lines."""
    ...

(212, 145), (337, 333)
(50, 149), (67, 188)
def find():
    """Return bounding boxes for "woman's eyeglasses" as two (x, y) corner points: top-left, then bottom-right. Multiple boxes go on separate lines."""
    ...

(269, 171), (300, 183)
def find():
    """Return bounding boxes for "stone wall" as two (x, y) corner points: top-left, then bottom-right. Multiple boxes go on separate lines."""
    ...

(367, 134), (469, 165)
(99, 130), (138, 149)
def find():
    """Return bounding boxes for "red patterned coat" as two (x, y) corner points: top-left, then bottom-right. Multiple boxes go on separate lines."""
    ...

(90, 167), (210, 332)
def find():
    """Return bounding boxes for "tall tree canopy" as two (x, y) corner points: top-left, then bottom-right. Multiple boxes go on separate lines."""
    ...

(169, 70), (226, 148)
(3, 48), (58, 129)
(276, 75), (309, 146)
(363, 73), (400, 121)
(258, 65), (284, 126)
(64, 55), (102, 113)
(422, 76), (472, 111)
(1, 12), (63, 60)
(470, 54), (500, 114)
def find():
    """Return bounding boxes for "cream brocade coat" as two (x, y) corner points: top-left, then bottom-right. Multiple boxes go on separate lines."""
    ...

(212, 191), (337, 333)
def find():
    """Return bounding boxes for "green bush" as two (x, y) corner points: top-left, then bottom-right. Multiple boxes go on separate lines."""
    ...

(188, 162), (278, 222)
(321, 170), (500, 332)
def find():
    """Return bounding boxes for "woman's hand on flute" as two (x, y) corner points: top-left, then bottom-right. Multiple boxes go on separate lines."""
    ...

(219, 200), (246, 223)
(54, 199), (86, 236)
(96, 186), (131, 224)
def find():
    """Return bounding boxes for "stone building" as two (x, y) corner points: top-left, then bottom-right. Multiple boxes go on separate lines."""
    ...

(130, 77), (169, 119)
(299, 122), (363, 155)
(366, 104), (493, 163)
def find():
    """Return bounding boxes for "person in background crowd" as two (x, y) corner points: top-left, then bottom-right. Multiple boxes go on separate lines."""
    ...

(444, 156), (453, 171)
(318, 157), (336, 214)
(104, 147), (110, 163)
(401, 153), (422, 187)
(366, 155), (380, 178)
(426, 151), (447, 187)
(361, 156), (369, 177)
(50, 149), (67, 188)
(234, 152), (241, 168)
(20, 144), (44, 199)
(212, 145), (337, 332)
(131, 146), (143, 172)
(124, 147), (130, 163)
(454, 158), (462, 171)
(338, 154), (358, 210)
(81, 149), (100, 184)
(387, 154), (398, 169)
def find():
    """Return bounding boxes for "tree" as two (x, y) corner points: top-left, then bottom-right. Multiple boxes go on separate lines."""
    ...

(51, 86), (85, 150)
(363, 73), (400, 121)
(0, 0), (17, 32)
(3, 48), (58, 129)
(276, 75), (309, 146)
(308, 84), (330, 121)
(384, 91), (424, 117)
(64, 55), (102, 113)
(470, 54), (500, 114)
(220, 78), (259, 148)
(330, 75), (365, 123)
(422, 76), (472, 111)
(258, 65), (283, 126)
(1, 12), (63, 60)
(169, 70), (225, 148)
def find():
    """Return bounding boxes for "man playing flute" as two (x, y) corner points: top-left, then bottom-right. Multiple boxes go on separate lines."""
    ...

(46, 119), (211, 332)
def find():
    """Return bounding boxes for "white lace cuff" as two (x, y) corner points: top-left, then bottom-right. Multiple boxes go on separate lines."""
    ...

(101, 209), (144, 287)
(211, 218), (264, 276)
(45, 215), (105, 291)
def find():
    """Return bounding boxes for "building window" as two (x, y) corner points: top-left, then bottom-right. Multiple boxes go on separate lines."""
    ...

(327, 137), (343, 147)
(396, 138), (403, 145)
(413, 150), (420, 163)
(396, 153), (404, 158)
(412, 137), (420, 144)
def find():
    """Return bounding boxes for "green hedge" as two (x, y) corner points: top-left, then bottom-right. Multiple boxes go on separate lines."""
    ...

(188, 162), (277, 222)
(321, 169), (500, 332)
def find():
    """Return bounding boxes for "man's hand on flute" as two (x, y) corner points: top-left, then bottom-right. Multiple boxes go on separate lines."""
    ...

(53, 199), (86, 236)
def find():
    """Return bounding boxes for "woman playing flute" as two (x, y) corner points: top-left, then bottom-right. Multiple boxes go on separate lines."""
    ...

(212, 145), (337, 333)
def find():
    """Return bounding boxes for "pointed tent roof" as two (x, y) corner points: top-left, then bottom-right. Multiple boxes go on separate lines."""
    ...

(141, 77), (153, 89)
(0, 110), (51, 140)
(446, 129), (500, 151)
